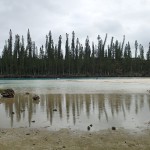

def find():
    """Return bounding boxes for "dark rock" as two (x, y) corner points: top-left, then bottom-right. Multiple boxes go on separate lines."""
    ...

(32, 95), (40, 100)
(26, 133), (30, 135)
(62, 146), (66, 148)
(31, 120), (35, 123)
(87, 126), (90, 131)
(12, 112), (15, 115)
(53, 109), (57, 111)
(90, 124), (93, 127)
(112, 127), (116, 130)
(1, 89), (15, 98)
(25, 92), (30, 95)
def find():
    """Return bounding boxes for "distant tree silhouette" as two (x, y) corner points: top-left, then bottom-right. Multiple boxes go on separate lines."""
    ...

(0, 29), (150, 77)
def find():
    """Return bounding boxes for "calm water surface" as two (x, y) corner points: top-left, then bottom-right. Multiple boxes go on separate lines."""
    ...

(0, 78), (150, 131)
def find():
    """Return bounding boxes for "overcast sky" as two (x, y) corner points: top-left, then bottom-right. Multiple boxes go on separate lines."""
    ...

(0, 0), (150, 54)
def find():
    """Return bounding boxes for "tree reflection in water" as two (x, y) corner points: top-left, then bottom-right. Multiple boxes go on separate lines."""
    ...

(0, 93), (150, 131)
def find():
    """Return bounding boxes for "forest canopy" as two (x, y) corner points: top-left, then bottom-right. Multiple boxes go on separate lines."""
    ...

(0, 29), (150, 77)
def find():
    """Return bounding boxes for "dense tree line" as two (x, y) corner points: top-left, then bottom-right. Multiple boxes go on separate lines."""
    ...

(0, 29), (150, 77)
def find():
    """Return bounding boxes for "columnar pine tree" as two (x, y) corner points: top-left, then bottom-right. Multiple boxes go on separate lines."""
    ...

(13, 34), (20, 74)
(147, 42), (150, 60)
(57, 35), (63, 74)
(91, 42), (95, 74)
(65, 33), (70, 74)
(71, 31), (75, 74)
(75, 38), (79, 74)
(84, 36), (91, 74)
(135, 40), (138, 58)
(26, 29), (32, 74)
(0, 29), (150, 77)
(8, 29), (13, 74)
(19, 36), (25, 74)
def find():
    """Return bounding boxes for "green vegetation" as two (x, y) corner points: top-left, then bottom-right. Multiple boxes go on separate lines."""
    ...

(0, 29), (150, 77)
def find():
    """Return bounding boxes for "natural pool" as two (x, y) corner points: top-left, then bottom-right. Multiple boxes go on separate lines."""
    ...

(0, 78), (150, 131)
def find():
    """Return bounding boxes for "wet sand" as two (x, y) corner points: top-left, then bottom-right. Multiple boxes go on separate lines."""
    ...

(1, 128), (150, 150)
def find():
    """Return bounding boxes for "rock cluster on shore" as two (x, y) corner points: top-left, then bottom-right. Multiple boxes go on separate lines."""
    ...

(1, 89), (15, 98)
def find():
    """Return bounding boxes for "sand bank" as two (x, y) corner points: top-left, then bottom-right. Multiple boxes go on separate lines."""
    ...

(0, 128), (150, 150)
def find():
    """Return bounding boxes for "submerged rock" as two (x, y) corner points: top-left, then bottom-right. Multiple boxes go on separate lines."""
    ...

(1, 89), (15, 98)
(32, 95), (40, 100)
(90, 124), (93, 127)
(53, 109), (57, 111)
(112, 127), (116, 130)
(25, 92), (30, 95)
(87, 126), (90, 131)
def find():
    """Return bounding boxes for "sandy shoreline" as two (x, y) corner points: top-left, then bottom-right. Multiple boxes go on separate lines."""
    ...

(0, 128), (150, 150)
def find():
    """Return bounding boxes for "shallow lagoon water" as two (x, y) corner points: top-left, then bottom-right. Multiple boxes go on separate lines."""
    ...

(0, 78), (150, 94)
(0, 78), (150, 131)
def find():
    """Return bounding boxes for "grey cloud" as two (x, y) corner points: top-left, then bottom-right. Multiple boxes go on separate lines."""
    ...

(0, 0), (150, 53)
(130, 26), (150, 49)
(94, 19), (124, 35)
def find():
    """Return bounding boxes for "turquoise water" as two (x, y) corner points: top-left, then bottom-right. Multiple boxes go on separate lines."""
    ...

(0, 78), (150, 131)
(0, 78), (150, 94)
